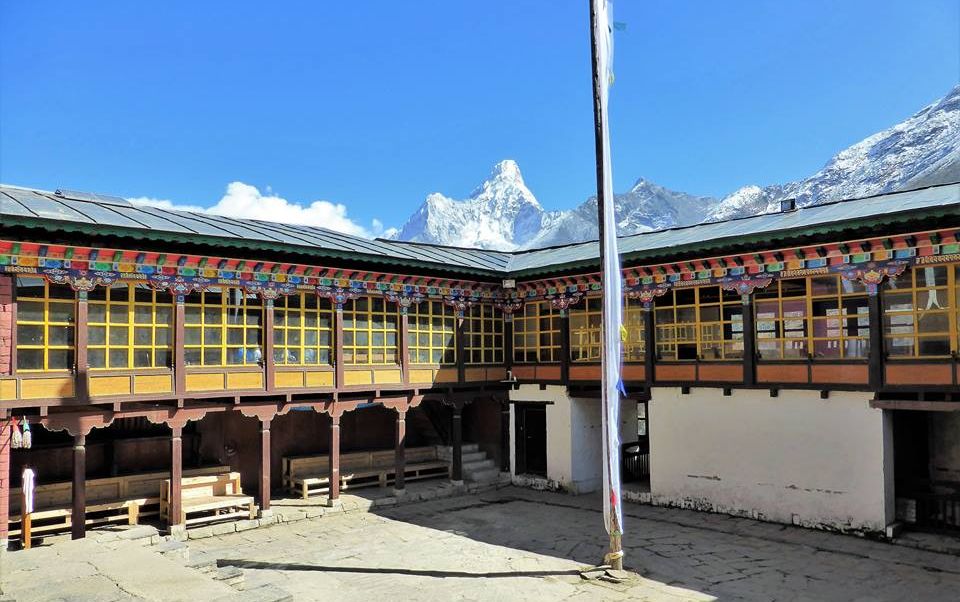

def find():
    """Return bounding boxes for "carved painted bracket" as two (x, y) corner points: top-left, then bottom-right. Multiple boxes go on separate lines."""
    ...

(719, 275), (775, 300)
(493, 298), (524, 321)
(838, 260), (909, 295)
(243, 281), (298, 300)
(625, 284), (670, 309)
(383, 290), (426, 315)
(443, 293), (479, 318)
(316, 285), (364, 310)
(547, 291), (584, 316)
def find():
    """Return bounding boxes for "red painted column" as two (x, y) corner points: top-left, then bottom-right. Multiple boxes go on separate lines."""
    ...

(0, 418), (11, 550)
(394, 410), (407, 493)
(259, 420), (271, 514)
(71, 434), (86, 540)
(0, 275), (13, 375)
(328, 414), (341, 504)
(169, 427), (183, 531)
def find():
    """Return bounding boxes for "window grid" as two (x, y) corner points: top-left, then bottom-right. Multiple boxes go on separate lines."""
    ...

(755, 279), (812, 360)
(88, 283), (173, 370)
(273, 293), (333, 366)
(809, 275), (869, 359)
(654, 288), (698, 360)
(463, 303), (504, 365)
(623, 298), (646, 362)
(342, 296), (398, 365)
(513, 301), (561, 363)
(408, 301), (457, 365)
(697, 286), (745, 360)
(15, 277), (75, 372)
(570, 297), (602, 362)
(183, 288), (263, 367)
(883, 265), (957, 358)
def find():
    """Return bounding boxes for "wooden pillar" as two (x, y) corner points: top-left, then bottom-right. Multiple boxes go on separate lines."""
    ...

(559, 312), (571, 383)
(174, 296), (186, 396)
(328, 414), (341, 503)
(456, 314), (466, 384)
(75, 292), (89, 401)
(500, 400), (511, 472)
(334, 310), (345, 390)
(503, 315), (514, 372)
(399, 312), (410, 384)
(742, 294), (757, 386)
(0, 419), (11, 550)
(394, 410), (406, 492)
(259, 420), (271, 514)
(868, 289), (885, 391)
(71, 434), (86, 540)
(451, 404), (463, 483)
(263, 299), (275, 392)
(643, 305), (656, 385)
(169, 426), (183, 530)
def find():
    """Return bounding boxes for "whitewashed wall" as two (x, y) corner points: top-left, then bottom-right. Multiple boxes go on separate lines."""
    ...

(648, 387), (894, 533)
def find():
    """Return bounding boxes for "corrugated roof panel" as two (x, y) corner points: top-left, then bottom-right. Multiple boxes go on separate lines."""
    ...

(0, 191), (36, 218)
(2, 189), (94, 223)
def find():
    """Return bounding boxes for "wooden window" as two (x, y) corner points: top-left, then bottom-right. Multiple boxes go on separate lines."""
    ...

(569, 297), (602, 362)
(408, 300), (456, 365)
(342, 296), (398, 365)
(883, 265), (956, 358)
(88, 283), (173, 369)
(183, 287), (263, 367)
(623, 297), (646, 362)
(513, 301), (561, 363)
(810, 275), (869, 359)
(654, 288), (698, 360)
(697, 286), (744, 360)
(15, 277), (75, 371)
(755, 279), (809, 360)
(463, 303), (504, 365)
(273, 293), (333, 365)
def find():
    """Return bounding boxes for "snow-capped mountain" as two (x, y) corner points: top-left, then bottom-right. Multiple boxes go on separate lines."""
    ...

(707, 84), (960, 221)
(391, 160), (545, 250)
(392, 85), (960, 250)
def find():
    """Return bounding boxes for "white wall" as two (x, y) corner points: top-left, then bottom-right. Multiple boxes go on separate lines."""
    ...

(508, 384), (637, 494)
(649, 387), (894, 533)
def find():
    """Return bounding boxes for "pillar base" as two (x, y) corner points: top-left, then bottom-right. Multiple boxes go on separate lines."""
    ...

(450, 480), (465, 487)
(168, 524), (187, 541)
(258, 509), (274, 520)
(326, 497), (343, 508)
(393, 487), (407, 498)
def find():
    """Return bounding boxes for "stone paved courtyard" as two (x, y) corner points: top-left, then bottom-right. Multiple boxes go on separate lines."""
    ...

(5, 486), (960, 600)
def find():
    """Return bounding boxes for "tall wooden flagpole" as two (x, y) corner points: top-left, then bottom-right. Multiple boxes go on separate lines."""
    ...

(589, 0), (625, 571)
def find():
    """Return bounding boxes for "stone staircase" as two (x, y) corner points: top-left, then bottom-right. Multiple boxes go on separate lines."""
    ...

(437, 443), (502, 484)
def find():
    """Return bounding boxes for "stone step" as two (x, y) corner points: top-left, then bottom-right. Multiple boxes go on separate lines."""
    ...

(214, 565), (245, 589)
(460, 451), (487, 463)
(463, 458), (495, 473)
(467, 467), (502, 483)
(155, 538), (190, 561)
(437, 443), (479, 458)
(213, 584), (294, 602)
(184, 550), (219, 574)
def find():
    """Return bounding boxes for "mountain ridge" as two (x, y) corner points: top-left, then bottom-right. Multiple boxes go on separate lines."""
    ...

(391, 84), (960, 250)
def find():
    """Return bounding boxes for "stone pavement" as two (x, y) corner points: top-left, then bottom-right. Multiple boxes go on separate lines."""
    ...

(5, 485), (960, 600)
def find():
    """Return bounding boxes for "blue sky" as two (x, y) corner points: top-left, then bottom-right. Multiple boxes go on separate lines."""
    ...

(1, 1), (958, 234)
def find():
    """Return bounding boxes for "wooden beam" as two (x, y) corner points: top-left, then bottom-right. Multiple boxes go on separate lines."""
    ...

(263, 299), (275, 392)
(394, 410), (406, 493)
(71, 434), (86, 540)
(174, 297), (186, 396)
(643, 305), (656, 385)
(169, 426), (183, 531)
(450, 404), (463, 484)
(259, 420), (271, 515)
(328, 414), (341, 504)
(559, 312), (571, 383)
(456, 314), (466, 384)
(399, 311), (410, 385)
(742, 294), (756, 386)
(868, 290), (884, 391)
(75, 292), (89, 402)
(334, 309), (344, 390)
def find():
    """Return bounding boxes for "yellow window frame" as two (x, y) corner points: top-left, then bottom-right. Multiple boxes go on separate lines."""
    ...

(341, 296), (399, 365)
(883, 264), (957, 358)
(623, 297), (646, 362)
(14, 277), (75, 372)
(463, 303), (504, 365)
(408, 300), (457, 365)
(87, 282), (173, 370)
(569, 297), (602, 362)
(273, 293), (333, 366)
(183, 288), (263, 367)
(513, 301), (561, 363)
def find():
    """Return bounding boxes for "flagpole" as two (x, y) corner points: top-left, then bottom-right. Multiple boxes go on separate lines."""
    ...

(589, 0), (624, 572)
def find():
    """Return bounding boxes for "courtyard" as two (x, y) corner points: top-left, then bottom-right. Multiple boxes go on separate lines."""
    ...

(4, 486), (960, 601)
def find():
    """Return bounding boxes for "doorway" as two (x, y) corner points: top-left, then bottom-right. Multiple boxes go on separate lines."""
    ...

(515, 403), (547, 476)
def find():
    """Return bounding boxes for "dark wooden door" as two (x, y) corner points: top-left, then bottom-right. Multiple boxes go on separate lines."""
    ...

(515, 403), (547, 476)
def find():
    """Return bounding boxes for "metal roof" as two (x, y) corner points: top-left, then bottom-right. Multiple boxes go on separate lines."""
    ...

(2, 182), (959, 278)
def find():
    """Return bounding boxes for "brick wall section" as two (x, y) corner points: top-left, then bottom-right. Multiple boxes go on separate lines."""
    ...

(0, 274), (12, 375)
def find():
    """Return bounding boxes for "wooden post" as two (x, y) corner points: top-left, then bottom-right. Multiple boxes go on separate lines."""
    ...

(394, 410), (406, 493)
(399, 311), (411, 384)
(0, 419), (10, 552)
(259, 420), (271, 515)
(643, 305), (656, 386)
(868, 289), (884, 391)
(328, 414), (341, 503)
(559, 311), (571, 383)
(75, 292), (89, 401)
(264, 299), (275, 392)
(334, 310), (345, 390)
(174, 297), (186, 396)
(169, 426), (183, 530)
(742, 294), (757, 386)
(451, 404), (463, 484)
(71, 434), (86, 540)
(503, 315), (514, 372)
(456, 314), (466, 384)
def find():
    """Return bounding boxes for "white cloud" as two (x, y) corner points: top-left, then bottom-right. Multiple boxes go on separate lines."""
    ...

(129, 181), (384, 238)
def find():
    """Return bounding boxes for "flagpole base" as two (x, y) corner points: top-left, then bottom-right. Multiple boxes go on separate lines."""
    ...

(605, 534), (624, 571)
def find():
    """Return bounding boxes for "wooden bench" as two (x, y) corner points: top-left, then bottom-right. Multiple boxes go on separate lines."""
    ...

(282, 446), (450, 499)
(160, 472), (256, 527)
(9, 465), (231, 538)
